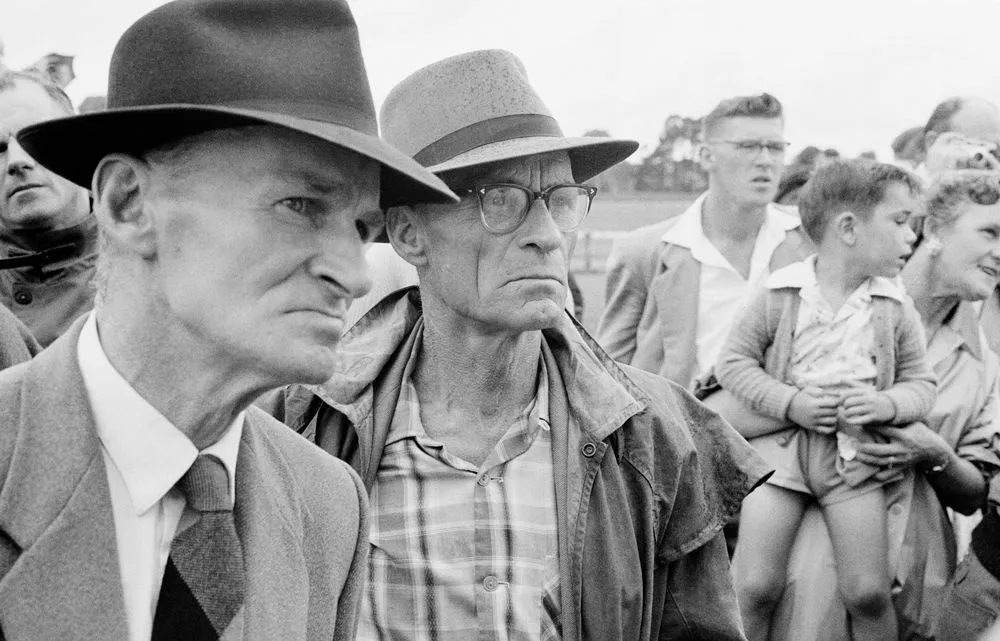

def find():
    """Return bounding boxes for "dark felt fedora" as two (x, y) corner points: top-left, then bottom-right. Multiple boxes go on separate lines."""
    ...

(380, 49), (639, 181)
(16, 0), (457, 208)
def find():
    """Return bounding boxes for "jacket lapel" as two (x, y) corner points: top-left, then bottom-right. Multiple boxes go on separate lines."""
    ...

(0, 319), (128, 640)
(651, 244), (700, 387)
(235, 415), (309, 641)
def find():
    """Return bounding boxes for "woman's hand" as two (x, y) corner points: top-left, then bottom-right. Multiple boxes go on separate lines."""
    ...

(852, 421), (950, 473)
(856, 422), (986, 514)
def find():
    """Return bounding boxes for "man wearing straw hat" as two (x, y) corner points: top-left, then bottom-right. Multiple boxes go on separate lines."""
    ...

(266, 49), (768, 640)
(0, 0), (456, 639)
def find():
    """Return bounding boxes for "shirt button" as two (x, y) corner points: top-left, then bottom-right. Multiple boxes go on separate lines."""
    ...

(13, 290), (31, 305)
(477, 475), (490, 487)
(889, 504), (904, 516)
(581, 442), (598, 457)
(483, 575), (499, 592)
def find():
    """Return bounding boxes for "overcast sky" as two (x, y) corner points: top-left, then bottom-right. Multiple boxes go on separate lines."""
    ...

(3, 0), (999, 162)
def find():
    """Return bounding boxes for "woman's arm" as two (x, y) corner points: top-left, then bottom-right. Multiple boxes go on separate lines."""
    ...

(856, 422), (987, 515)
(700, 389), (794, 439)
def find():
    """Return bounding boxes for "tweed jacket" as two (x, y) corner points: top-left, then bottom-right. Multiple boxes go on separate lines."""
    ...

(0, 319), (369, 641)
(597, 198), (812, 390)
(715, 266), (937, 423)
(262, 287), (772, 641)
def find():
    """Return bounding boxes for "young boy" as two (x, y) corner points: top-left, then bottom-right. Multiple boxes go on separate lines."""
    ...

(716, 159), (936, 641)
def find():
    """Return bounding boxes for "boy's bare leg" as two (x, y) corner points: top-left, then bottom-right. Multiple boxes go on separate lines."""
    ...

(822, 490), (897, 641)
(734, 484), (810, 641)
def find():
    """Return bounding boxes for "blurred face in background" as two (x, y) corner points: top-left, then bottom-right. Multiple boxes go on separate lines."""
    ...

(702, 116), (785, 207)
(0, 80), (89, 231)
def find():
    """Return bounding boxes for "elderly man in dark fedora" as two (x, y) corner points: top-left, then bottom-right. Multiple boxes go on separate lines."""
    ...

(264, 49), (768, 641)
(0, 0), (456, 640)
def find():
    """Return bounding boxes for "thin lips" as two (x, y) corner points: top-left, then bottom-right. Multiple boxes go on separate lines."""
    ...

(6, 183), (44, 199)
(980, 264), (1000, 278)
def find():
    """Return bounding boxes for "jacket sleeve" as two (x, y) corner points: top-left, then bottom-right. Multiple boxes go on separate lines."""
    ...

(882, 298), (937, 424)
(657, 533), (748, 641)
(596, 235), (649, 364)
(715, 288), (799, 420)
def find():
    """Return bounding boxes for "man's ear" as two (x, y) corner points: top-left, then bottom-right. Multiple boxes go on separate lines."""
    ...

(92, 153), (158, 259)
(386, 205), (429, 267)
(834, 210), (858, 245)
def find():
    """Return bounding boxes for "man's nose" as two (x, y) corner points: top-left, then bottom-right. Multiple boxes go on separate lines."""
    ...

(5, 138), (36, 175)
(518, 197), (565, 253)
(310, 227), (374, 300)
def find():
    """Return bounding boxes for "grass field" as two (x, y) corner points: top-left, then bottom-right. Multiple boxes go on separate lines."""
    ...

(574, 193), (694, 333)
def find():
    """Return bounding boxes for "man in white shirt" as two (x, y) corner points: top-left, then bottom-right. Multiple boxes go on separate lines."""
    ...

(598, 93), (812, 390)
(0, 0), (455, 639)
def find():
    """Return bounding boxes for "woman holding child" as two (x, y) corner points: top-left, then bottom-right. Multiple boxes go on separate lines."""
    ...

(706, 166), (1000, 641)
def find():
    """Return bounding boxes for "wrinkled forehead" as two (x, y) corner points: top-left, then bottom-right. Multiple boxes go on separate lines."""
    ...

(143, 125), (380, 195)
(440, 150), (574, 188)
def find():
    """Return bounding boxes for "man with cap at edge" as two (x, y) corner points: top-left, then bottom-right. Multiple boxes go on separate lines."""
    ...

(0, 69), (99, 347)
(0, 0), (456, 640)
(263, 49), (769, 641)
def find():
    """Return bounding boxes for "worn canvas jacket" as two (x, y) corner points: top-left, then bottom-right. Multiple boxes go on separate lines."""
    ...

(598, 200), (812, 390)
(264, 287), (772, 641)
(0, 318), (369, 641)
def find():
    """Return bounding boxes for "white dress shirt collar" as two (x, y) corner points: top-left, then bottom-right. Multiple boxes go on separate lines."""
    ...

(77, 313), (244, 515)
(661, 192), (801, 263)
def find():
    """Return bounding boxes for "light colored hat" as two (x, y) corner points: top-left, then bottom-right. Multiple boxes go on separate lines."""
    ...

(380, 49), (638, 181)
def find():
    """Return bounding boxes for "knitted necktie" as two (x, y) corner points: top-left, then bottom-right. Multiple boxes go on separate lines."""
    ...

(152, 454), (245, 640)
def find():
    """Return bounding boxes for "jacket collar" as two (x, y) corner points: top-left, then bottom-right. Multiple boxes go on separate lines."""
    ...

(0, 214), (99, 275)
(313, 287), (645, 445)
(0, 318), (128, 639)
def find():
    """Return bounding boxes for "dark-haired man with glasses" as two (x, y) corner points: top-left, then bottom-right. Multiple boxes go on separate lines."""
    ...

(599, 92), (813, 391)
(263, 50), (769, 641)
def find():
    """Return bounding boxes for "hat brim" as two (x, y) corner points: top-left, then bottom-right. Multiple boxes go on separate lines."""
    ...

(17, 104), (459, 208)
(425, 135), (639, 183)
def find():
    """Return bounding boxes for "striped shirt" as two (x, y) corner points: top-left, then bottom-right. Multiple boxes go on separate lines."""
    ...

(357, 334), (561, 641)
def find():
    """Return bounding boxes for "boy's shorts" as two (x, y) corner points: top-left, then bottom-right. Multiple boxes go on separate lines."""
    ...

(750, 426), (900, 506)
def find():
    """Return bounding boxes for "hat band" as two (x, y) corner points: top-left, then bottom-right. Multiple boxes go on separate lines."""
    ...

(413, 114), (562, 167)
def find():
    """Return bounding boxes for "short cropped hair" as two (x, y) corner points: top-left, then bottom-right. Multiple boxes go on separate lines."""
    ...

(797, 159), (922, 244)
(702, 93), (783, 139)
(0, 69), (74, 115)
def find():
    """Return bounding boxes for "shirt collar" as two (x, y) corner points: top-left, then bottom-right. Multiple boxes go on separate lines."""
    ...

(77, 313), (244, 514)
(766, 255), (906, 302)
(386, 320), (551, 447)
(661, 193), (800, 249)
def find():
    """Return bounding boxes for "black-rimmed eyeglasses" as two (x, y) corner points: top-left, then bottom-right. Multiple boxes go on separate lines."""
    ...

(458, 183), (599, 233)
(706, 140), (791, 155)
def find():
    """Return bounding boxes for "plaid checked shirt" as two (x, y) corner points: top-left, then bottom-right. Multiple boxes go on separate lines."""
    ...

(357, 339), (561, 641)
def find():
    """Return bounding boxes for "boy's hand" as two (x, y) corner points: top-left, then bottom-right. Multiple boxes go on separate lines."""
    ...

(840, 389), (896, 426)
(787, 386), (838, 434)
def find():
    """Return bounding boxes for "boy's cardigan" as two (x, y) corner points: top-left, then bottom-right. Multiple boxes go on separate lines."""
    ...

(715, 277), (937, 424)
